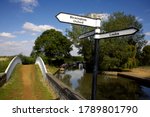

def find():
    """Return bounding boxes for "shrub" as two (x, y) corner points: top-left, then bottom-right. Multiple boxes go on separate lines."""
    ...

(18, 54), (35, 65)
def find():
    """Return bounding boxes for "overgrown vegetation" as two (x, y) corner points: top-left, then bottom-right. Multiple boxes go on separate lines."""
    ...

(46, 65), (59, 74)
(0, 56), (14, 73)
(18, 54), (35, 65)
(64, 56), (84, 63)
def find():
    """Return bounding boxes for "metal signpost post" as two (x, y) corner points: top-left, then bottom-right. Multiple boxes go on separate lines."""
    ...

(91, 28), (101, 100)
(56, 12), (139, 100)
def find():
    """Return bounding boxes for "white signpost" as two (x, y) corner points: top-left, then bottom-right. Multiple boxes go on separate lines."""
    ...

(56, 12), (101, 27)
(56, 12), (139, 100)
(79, 28), (138, 39)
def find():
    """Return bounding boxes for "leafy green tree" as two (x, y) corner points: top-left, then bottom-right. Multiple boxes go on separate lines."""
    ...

(31, 29), (72, 65)
(142, 45), (150, 65)
(66, 25), (94, 72)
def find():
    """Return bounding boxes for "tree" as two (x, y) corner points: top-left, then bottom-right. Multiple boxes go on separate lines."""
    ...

(142, 45), (150, 65)
(100, 12), (146, 70)
(31, 29), (72, 65)
(66, 24), (95, 72)
(67, 12), (147, 71)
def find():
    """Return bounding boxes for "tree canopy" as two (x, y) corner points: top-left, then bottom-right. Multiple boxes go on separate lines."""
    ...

(31, 29), (72, 64)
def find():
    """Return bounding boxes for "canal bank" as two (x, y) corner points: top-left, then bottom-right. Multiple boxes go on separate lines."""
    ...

(103, 67), (150, 87)
(118, 73), (150, 85)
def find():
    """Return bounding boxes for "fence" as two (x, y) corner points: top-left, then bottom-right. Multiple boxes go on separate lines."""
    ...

(5, 56), (22, 81)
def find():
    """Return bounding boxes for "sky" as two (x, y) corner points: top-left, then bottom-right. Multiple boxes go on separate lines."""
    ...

(0, 0), (150, 56)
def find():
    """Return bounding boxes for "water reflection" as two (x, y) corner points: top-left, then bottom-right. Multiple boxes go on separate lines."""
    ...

(55, 69), (150, 100)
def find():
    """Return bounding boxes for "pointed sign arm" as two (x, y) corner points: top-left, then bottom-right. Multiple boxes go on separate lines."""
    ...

(56, 12), (101, 27)
(94, 27), (139, 39)
(78, 30), (95, 39)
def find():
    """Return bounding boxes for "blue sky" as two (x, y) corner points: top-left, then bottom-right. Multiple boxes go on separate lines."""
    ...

(0, 0), (150, 56)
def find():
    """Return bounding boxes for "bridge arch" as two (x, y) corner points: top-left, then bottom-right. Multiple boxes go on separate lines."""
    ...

(35, 57), (47, 79)
(5, 56), (22, 81)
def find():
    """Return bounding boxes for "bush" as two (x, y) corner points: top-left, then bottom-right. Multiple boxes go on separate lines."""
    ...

(18, 54), (35, 65)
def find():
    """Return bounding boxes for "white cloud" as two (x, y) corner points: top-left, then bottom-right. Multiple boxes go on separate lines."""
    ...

(145, 32), (150, 36)
(21, 0), (38, 12)
(0, 32), (16, 38)
(23, 22), (61, 32)
(70, 45), (81, 56)
(13, 30), (26, 34)
(99, 13), (110, 21)
(0, 40), (34, 56)
(136, 17), (143, 22)
(147, 40), (150, 45)
(11, 0), (38, 13)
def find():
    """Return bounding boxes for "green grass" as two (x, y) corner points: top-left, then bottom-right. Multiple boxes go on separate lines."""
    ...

(0, 61), (10, 73)
(34, 65), (54, 99)
(0, 57), (13, 73)
(46, 65), (59, 74)
(0, 64), (23, 99)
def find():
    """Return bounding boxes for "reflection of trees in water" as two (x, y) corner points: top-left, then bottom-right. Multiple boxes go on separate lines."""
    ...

(76, 74), (144, 100)
(60, 74), (72, 88)
(96, 77), (143, 100)
(76, 73), (92, 99)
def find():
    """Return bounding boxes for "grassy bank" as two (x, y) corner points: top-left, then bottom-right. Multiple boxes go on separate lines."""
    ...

(0, 65), (23, 99)
(46, 65), (59, 74)
(129, 66), (150, 78)
(34, 65), (55, 99)
(0, 57), (13, 73)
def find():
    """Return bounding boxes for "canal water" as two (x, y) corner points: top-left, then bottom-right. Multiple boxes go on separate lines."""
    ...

(55, 69), (150, 100)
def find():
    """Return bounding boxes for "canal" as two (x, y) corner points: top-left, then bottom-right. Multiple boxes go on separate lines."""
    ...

(55, 69), (150, 100)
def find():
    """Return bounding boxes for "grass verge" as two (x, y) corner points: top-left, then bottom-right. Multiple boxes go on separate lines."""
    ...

(0, 61), (10, 73)
(0, 64), (23, 99)
(34, 65), (55, 99)
(46, 65), (59, 74)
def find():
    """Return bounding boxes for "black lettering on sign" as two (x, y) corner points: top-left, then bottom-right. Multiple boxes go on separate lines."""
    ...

(73, 20), (84, 24)
(109, 32), (120, 37)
